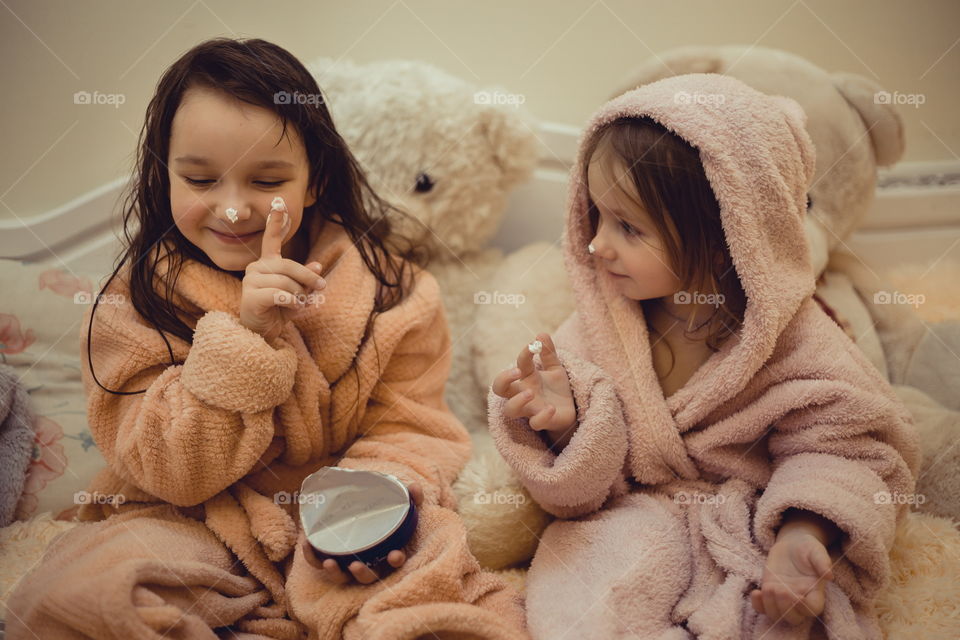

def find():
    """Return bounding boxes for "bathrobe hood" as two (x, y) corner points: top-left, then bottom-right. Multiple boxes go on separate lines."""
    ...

(562, 73), (817, 484)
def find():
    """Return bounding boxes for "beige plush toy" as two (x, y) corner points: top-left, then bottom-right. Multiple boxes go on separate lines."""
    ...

(611, 45), (960, 524)
(308, 57), (539, 444)
(308, 58), (548, 568)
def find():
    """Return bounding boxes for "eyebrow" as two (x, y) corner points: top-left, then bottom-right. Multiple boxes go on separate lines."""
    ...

(173, 155), (295, 170)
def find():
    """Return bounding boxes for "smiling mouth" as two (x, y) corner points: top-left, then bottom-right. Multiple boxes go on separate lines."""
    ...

(210, 228), (262, 239)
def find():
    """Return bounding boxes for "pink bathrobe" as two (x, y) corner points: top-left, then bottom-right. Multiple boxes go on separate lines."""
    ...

(488, 74), (920, 640)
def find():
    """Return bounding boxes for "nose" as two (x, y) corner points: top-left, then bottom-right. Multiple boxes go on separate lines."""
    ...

(218, 190), (253, 224)
(589, 231), (616, 262)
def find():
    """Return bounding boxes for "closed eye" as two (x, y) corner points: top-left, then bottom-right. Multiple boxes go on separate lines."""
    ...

(183, 177), (286, 188)
(619, 219), (641, 236)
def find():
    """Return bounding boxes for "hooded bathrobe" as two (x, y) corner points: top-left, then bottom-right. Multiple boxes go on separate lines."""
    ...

(7, 220), (528, 640)
(488, 74), (920, 640)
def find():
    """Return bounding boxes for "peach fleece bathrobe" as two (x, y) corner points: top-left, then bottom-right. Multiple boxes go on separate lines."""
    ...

(7, 220), (528, 640)
(488, 74), (921, 640)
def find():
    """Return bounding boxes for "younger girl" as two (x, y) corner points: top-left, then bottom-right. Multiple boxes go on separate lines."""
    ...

(490, 74), (919, 639)
(8, 38), (526, 640)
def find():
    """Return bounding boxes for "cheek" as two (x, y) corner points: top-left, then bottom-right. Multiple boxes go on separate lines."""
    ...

(169, 183), (209, 229)
(625, 243), (681, 289)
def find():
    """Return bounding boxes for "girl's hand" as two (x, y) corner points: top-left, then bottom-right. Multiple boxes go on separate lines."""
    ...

(299, 482), (424, 585)
(491, 333), (576, 435)
(750, 530), (834, 626)
(239, 199), (325, 342)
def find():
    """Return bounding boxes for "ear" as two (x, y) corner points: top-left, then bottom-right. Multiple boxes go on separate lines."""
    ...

(304, 183), (318, 209)
(831, 71), (906, 168)
(610, 46), (729, 99)
(478, 102), (539, 190)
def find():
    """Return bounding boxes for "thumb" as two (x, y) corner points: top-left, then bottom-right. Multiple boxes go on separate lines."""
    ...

(809, 543), (834, 580)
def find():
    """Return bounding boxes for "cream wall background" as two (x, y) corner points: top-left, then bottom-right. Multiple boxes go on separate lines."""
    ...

(1, 0), (957, 222)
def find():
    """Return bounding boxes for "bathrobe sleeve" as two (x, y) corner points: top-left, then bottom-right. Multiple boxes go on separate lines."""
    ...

(752, 327), (921, 595)
(81, 302), (297, 507)
(488, 313), (631, 519)
(335, 269), (472, 510)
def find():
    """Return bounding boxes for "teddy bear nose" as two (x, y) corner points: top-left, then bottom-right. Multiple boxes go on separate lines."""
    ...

(414, 172), (435, 193)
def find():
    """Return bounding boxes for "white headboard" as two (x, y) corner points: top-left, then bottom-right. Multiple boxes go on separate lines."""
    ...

(2, 121), (958, 280)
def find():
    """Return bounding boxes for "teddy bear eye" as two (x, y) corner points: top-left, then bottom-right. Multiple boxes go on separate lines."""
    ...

(806, 195), (813, 209)
(414, 172), (435, 193)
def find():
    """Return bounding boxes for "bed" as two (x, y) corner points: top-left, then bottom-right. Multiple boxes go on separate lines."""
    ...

(1, 120), (959, 638)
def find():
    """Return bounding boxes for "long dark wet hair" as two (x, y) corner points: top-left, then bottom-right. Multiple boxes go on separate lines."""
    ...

(87, 38), (426, 395)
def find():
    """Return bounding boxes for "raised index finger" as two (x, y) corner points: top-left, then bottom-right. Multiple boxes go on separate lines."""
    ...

(260, 196), (289, 259)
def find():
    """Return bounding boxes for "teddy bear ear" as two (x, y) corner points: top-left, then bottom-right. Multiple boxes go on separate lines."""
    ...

(478, 103), (539, 190)
(831, 72), (906, 168)
(769, 95), (817, 187)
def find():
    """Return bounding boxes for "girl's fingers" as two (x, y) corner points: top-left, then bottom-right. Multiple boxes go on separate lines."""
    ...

(387, 550), (406, 569)
(503, 389), (537, 419)
(321, 559), (349, 585)
(799, 586), (826, 618)
(491, 367), (522, 398)
(763, 589), (780, 624)
(537, 333), (564, 370)
(299, 534), (324, 570)
(257, 287), (303, 312)
(407, 482), (424, 507)
(529, 404), (557, 431)
(516, 340), (536, 378)
(260, 205), (289, 258)
(348, 561), (378, 584)
(809, 544), (834, 581)
(268, 258), (326, 295)
(750, 589), (765, 615)
(248, 273), (310, 301)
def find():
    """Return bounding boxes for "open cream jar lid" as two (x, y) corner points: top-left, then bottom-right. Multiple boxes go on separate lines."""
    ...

(299, 466), (417, 569)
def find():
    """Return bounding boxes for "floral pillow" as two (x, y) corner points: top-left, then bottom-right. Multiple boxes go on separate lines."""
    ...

(0, 259), (107, 521)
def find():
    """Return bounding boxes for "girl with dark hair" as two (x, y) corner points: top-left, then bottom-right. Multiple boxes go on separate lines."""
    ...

(489, 75), (918, 639)
(7, 38), (527, 640)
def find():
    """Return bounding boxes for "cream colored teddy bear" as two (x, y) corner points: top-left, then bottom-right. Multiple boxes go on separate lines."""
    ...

(309, 58), (550, 568)
(309, 57), (539, 443)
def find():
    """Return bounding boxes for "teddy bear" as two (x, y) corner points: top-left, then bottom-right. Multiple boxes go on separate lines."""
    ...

(308, 58), (550, 568)
(308, 57), (539, 440)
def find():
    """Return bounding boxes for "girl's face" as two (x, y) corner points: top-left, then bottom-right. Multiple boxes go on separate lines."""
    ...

(168, 86), (317, 272)
(586, 157), (681, 302)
